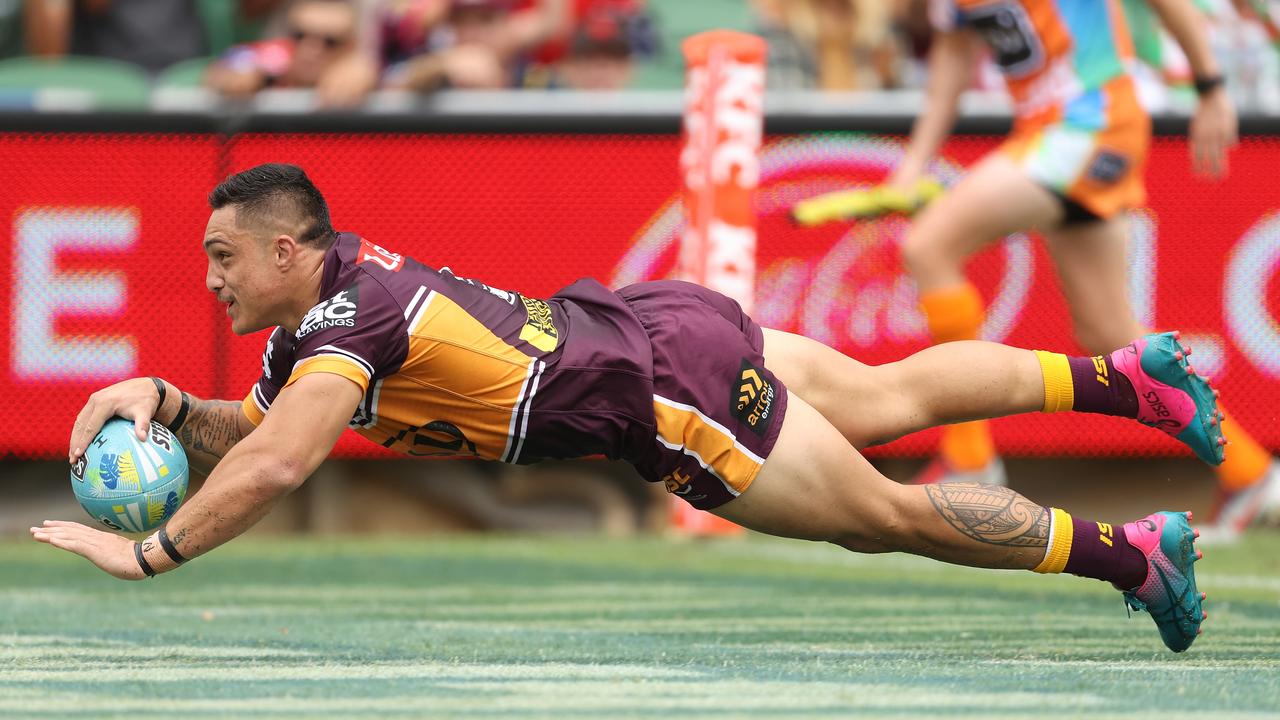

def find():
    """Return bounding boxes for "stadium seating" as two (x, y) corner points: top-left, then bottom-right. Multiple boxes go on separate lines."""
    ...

(0, 56), (152, 110)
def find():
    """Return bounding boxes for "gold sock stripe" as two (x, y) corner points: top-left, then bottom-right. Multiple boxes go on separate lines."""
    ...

(1033, 508), (1074, 574)
(1034, 350), (1074, 414)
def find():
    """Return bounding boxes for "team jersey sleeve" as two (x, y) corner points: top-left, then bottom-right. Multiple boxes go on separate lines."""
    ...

(287, 279), (408, 393)
(242, 327), (292, 426)
(241, 278), (408, 426)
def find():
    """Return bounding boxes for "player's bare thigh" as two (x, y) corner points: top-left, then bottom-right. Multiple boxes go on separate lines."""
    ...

(761, 328), (1044, 450)
(1043, 216), (1146, 354)
(902, 152), (1064, 291)
(761, 328), (915, 450)
(711, 392), (914, 551)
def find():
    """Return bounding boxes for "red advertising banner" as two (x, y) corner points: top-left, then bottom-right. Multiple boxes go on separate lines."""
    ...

(2, 131), (1277, 460)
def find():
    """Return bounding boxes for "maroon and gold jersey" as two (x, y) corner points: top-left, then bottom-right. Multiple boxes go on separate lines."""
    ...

(241, 233), (657, 464)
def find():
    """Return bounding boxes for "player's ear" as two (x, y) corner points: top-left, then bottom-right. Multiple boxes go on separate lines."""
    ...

(272, 233), (300, 269)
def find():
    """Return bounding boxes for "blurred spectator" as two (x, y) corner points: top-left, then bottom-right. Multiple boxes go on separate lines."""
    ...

(24, 0), (217, 73)
(522, 0), (652, 65)
(382, 0), (568, 91)
(1123, 0), (1280, 113)
(751, 0), (897, 91)
(204, 0), (379, 107)
(550, 6), (641, 89)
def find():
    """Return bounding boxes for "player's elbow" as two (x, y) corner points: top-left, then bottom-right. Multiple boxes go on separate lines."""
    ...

(247, 451), (312, 496)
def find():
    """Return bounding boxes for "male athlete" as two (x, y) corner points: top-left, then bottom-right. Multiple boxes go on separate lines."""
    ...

(794, 0), (1280, 537)
(36, 164), (1223, 652)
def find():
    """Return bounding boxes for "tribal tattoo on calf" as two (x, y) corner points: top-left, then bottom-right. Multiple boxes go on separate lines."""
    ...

(924, 484), (1050, 548)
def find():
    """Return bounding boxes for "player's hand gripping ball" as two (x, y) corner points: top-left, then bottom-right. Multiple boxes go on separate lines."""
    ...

(70, 418), (189, 533)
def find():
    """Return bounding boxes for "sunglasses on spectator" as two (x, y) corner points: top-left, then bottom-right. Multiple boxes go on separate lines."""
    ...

(289, 28), (350, 49)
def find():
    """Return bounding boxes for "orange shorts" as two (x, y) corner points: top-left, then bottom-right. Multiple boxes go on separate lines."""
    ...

(1000, 81), (1152, 221)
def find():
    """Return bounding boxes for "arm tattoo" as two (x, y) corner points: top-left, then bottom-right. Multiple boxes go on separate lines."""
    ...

(924, 484), (1050, 548)
(176, 399), (246, 472)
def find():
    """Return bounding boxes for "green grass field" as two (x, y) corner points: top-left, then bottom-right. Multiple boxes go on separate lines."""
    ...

(2, 532), (1279, 719)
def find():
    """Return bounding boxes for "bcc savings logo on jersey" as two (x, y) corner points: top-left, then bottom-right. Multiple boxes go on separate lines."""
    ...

(298, 285), (360, 338)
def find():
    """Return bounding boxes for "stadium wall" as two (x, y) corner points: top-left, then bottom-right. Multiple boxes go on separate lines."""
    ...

(3, 112), (1278, 462)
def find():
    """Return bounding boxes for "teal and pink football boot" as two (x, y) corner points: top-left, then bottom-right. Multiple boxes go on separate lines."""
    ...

(1118, 511), (1207, 653)
(1109, 331), (1226, 466)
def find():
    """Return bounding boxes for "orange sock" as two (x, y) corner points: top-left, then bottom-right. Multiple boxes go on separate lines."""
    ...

(1215, 411), (1271, 492)
(919, 283), (984, 344)
(919, 283), (994, 471)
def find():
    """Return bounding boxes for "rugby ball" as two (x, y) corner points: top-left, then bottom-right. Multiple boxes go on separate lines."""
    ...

(70, 417), (189, 533)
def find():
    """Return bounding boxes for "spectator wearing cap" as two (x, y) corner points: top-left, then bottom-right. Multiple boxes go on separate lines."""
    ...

(204, 0), (379, 106)
(382, 0), (568, 91)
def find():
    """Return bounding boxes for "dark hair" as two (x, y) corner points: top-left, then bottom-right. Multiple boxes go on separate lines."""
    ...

(208, 163), (336, 246)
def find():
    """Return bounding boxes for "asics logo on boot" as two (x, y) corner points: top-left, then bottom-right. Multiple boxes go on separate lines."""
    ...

(1143, 392), (1181, 429)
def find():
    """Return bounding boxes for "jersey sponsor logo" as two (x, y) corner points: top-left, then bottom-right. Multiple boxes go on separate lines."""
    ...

(662, 467), (707, 502)
(356, 238), (404, 272)
(965, 2), (1044, 79)
(519, 296), (559, 352)
(732, 360), (775, 437)
(298, 285), (360, 338)
(1087, 149), (1130, 185)
(381, 419), (479, 457)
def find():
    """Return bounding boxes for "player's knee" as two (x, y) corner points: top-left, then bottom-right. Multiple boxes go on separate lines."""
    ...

(827, 490), (912, 554)
(900, 227), (956, 285)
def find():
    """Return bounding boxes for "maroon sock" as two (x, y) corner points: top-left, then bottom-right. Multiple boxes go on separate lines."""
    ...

(1062, 518), (1148, 590)
(1067, 355), (1138, 418)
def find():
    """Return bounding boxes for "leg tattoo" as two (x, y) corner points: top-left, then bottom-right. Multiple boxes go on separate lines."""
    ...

(925, 483), (1050, 548)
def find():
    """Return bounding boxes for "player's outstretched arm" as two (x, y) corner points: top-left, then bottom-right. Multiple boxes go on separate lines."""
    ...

(1145, 0), (1238, 177)
(37, 372), (361, 580)
(67, 378), (251, 477)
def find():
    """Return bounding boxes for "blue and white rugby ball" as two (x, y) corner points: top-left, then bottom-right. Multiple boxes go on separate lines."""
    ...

(70, 417), (189, 533)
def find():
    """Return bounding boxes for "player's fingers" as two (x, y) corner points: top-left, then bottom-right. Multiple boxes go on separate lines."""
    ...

(44, 534), (84, 554)
(41, 519), (89, 529)
(68, 397), (99, 462)
(71, 397), (116, 462)
(133, 413), (149, 442)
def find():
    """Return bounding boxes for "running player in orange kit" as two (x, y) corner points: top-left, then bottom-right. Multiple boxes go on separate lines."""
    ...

(798, 0), (1278, 539)
(34, 164), (1227, 652)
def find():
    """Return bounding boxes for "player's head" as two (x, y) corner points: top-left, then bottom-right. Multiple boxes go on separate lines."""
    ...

(205, 163), (336, 335)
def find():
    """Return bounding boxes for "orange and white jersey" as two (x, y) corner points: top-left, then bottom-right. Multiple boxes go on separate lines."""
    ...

(930, 0), (1142, 129)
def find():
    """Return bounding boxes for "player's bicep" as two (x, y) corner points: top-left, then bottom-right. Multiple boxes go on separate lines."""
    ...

(245, 372), (363, 484)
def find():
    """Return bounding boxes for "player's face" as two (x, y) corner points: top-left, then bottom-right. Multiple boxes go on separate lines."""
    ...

(203, 207), (289, 336)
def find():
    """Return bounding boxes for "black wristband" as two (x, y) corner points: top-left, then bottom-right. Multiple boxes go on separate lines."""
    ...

(1194, 74), (1225, 97)
(134, 542), (156, 578)
(148, 376), (167, 409)
(166, 392), (191, 433)
(157, 527), (188, 565)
